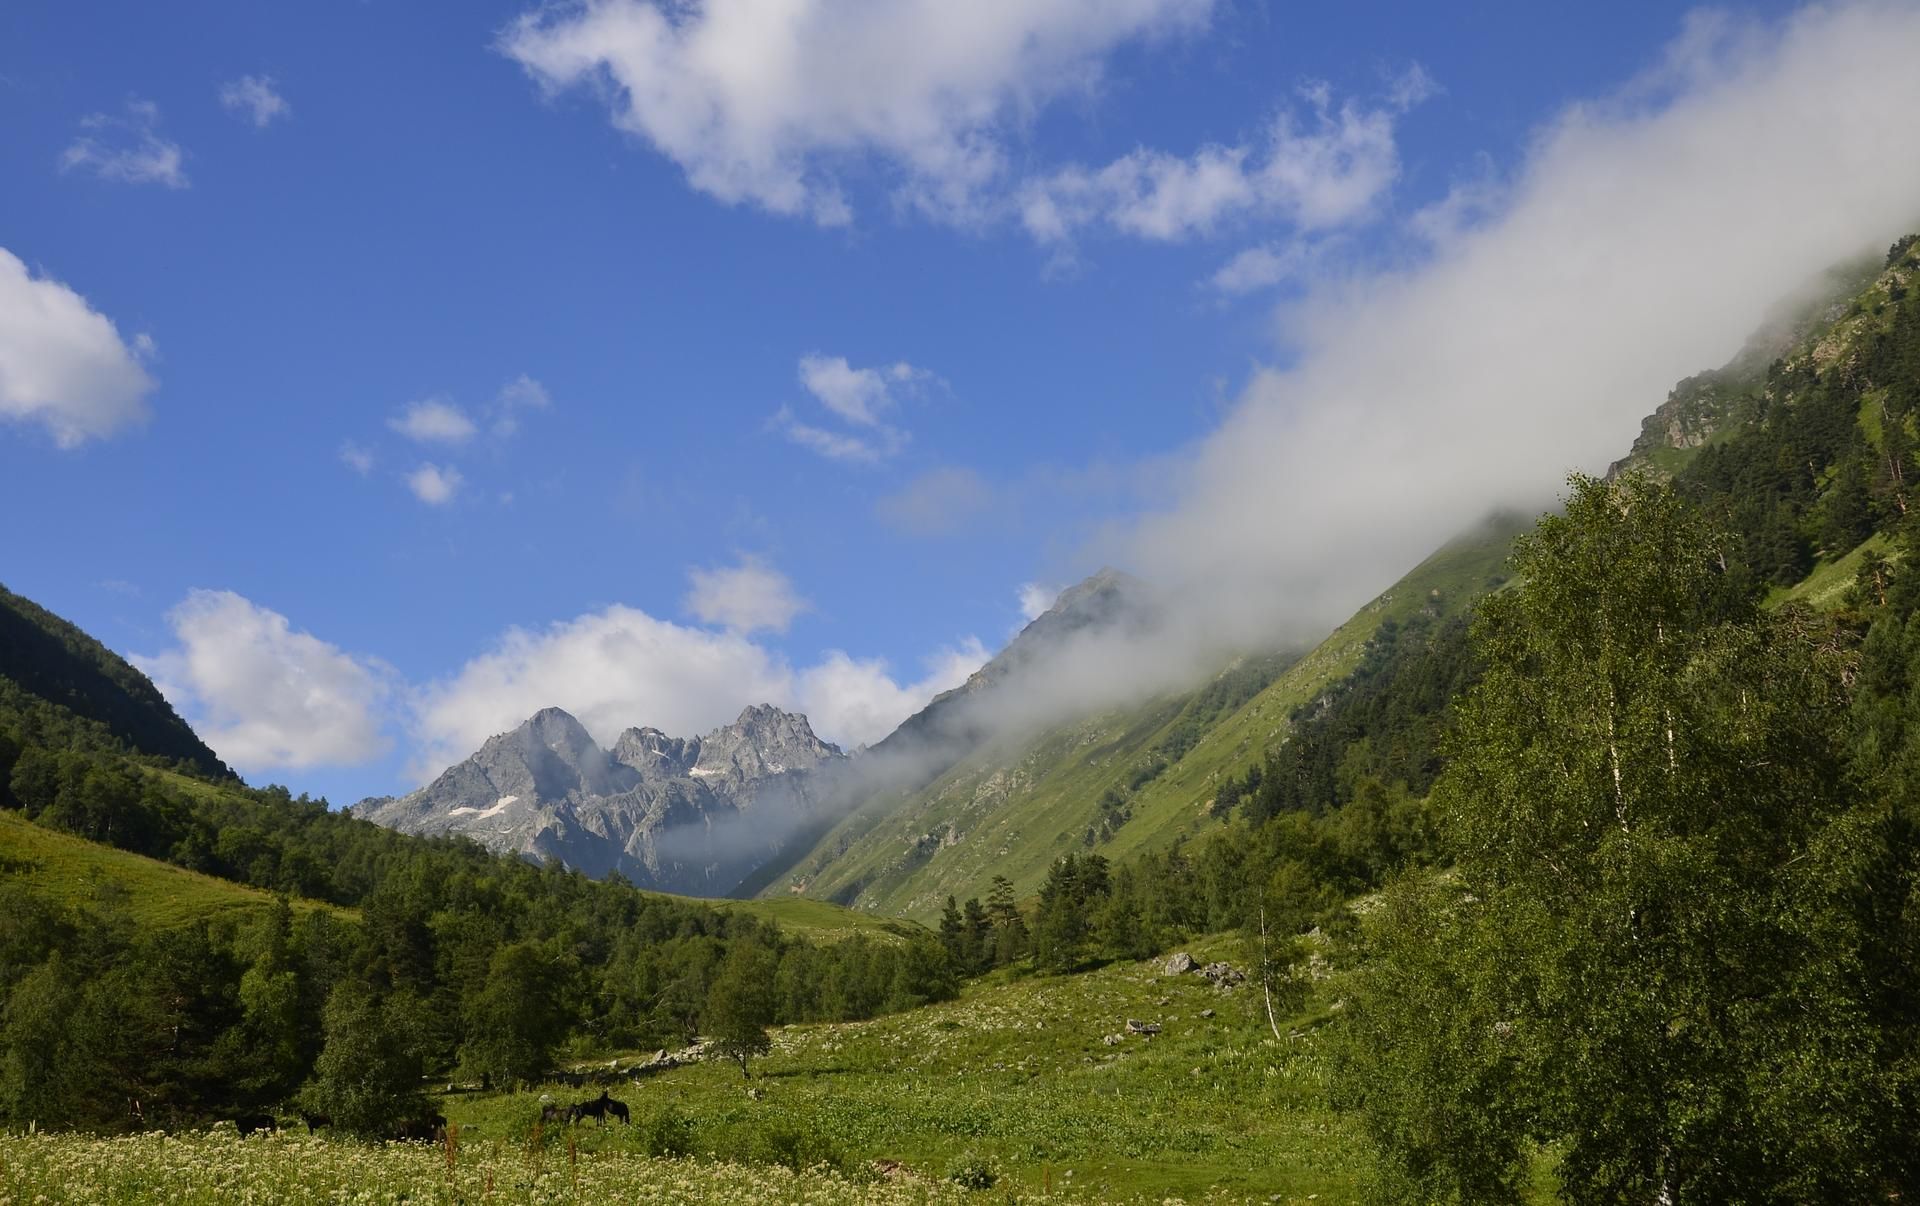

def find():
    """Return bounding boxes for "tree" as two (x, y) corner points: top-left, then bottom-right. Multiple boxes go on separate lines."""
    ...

(985, 877), (1028, 966)
(459, 941), (570, 1090)
(703, 942), (776, 1078)
(301, 983), (429, 1135)
(1343, 474), (1907, 1202)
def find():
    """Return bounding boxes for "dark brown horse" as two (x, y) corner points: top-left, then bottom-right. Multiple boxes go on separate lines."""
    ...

(539, 1101), (577, 1125)
(298, 1110), (331, 1133)
(233, 1113), (277, 1138)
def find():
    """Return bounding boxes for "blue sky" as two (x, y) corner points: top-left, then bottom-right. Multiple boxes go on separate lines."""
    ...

(6, 0), (1918, 805)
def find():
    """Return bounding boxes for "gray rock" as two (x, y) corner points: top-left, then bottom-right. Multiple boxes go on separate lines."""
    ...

(1162, 952), (1196, 976)
(1200, 961), (1246, 989)
(1124, 1019), (1161, 1037)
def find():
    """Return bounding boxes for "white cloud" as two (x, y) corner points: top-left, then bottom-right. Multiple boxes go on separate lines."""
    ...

(0, 247), (155, 448)
(389, 398), (478, 444)
(490, 373), (551, 437)
(338, 441), (374, 474)
(60, 99), (188, 188)
(774, 405), (904, 463)
(1022, 71), (1427, 246)
(1111, 0), (1920, 669)
(407, 463), (462, 505)
(778, 353), (927, 462)
(1209, 243), (1306, 295)
(409, 603), (981, 773)
(684, 554), (808, 634)
(499, 0), (1213, 224)
(220, 75), (289, 128)
(134, 590), (391, 772)
(793, 638), (988, 749)
(1017, 583), (1059, 621)
(798, 354), (926, 426)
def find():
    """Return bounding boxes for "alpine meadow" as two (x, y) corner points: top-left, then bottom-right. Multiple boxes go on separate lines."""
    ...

(3, 2), (1920, 1203)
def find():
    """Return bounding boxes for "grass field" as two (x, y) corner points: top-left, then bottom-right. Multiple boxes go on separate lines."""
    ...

(0, 811), (353, 930)
(429, 933), (1368, 1204)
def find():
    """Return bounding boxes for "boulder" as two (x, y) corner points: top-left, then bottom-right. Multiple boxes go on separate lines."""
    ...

(1124, 1018), (1162, 1037)
(1162, 952), (1196, 976)
(1200, 961), (1246, 988)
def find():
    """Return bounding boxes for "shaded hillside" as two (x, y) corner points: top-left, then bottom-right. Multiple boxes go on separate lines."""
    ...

(0, 583), (227, 779)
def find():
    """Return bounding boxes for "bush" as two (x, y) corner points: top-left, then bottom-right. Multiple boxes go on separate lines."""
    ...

(755, 1122), (845, 1173)
(946, 1152), (997, 1190)
(640, 1105), (695, 1158)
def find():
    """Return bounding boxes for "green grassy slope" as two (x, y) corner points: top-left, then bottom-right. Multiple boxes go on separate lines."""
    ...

(445, 933), (1399, 1204)
(767, 517), (1523, 922)
(0, 810), (352, 930)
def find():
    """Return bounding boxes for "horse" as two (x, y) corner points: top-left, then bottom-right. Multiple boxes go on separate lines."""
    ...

(233, 1113), (278, 1138)
(299, 1110), (331, 1133)
(539, 1102), (577, 1125)
(572, 1090), (629, 1126)
(391, 1113), (447, 1142)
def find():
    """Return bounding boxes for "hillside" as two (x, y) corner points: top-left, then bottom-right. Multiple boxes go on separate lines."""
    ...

(0, 582), (227, 779)
(765, 519), (1520, 921)
(768, 236), (1920, 923)
(0, 809), (351, 931)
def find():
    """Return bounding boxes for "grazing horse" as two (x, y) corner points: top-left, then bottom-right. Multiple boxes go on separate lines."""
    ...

(234, 1113), (277, 1138)
(539, 1102), (577, 1125)
(299, 1110), (331, 1133)
(572, 1090), (629, 1126)
(391, 1113), (447, 1142)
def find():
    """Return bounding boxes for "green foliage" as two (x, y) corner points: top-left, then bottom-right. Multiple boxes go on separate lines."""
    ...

(1343, 474), (1916, 1201)
(301, 982), (430, 1135)
(704, 941), (777, 1077)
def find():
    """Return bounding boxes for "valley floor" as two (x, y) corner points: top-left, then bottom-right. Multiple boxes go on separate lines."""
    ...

(0, 939), (1378, 1204)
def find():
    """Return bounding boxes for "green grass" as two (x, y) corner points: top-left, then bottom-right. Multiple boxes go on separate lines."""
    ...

(1771, 533), (1896, 611)
(446, 933), (1370, 1204)
(0, 811), (353, 930)
(706, 895), (928, 943)
(767, 514), (1527, 922)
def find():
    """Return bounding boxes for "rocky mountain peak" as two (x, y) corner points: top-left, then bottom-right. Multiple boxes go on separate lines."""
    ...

(692, 704), (841, 782)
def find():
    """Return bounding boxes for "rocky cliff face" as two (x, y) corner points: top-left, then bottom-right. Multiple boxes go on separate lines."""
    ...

(353, 705), (844, 895)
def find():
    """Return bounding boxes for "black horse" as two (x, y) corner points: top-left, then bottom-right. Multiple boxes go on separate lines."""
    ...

(233, 1113), (277, 1138)
(572, 1090), (629, 1126)
(298, 1110), (331, 1133)
(391, 1113), (447, 1142)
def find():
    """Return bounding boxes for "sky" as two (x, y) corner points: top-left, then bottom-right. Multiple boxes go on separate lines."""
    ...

(5, 0), (1920, 805)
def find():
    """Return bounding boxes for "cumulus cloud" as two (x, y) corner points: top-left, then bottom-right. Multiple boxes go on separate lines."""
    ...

(684, 554), (808, 634)
(0, 247), (155, 447)
(407, 463), (462, 505)
(1021, 70), (1429, 246)
(499, 0), (1213, 224)
(798, 354), (928, 426)
(1105, 0), (1920, 674)
(134, 590), (391, 771)
(220, 75), (290, 128)
(389, 398), (477, 444)
(778, 353), (927, 462)
(409, 603), (984, 775)
(60, 99), (188, 188)
(793, 639), (988, 749)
